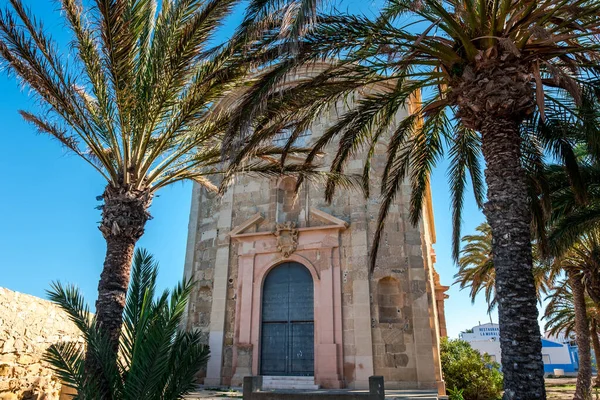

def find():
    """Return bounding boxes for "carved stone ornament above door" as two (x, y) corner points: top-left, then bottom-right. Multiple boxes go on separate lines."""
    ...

(273, 221), (299, 257)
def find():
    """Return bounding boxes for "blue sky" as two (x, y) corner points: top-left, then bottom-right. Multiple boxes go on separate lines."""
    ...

(0, 0), (501, 339)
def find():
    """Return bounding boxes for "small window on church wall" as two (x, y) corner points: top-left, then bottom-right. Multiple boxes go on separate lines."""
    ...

(378, 277), (402, 324)
(279, 178), (297, 212)
(276, 177), (302, 223)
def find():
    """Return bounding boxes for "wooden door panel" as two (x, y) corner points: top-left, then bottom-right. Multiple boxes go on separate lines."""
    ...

(260, 263), (314, 376)
(260, 323), (287, 375)
(290, 322), (314, 375)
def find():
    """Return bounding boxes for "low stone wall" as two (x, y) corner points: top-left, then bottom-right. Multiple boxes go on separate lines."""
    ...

(0, 287), (83, 400)
(243, 376), (386, 400)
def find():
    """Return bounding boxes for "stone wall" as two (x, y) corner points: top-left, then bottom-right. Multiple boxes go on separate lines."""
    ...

(182, 68), (448, 392)
(0, 287), (82, 400)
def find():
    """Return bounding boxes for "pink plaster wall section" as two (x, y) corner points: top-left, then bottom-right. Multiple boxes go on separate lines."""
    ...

(231, 224), (346, 389)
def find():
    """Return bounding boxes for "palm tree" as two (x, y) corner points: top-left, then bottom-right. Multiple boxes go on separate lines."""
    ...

(545, 159), (600, 307)
(567, 273), (592, 400)
(551, 231), (600, 389)
(544, 149), (600, 391)
(544, 278), (600, 349)
(590, 313), (600, 388)
(455, 223), (496, 311)
(458, 182), (600, 397)
(226, 1), (600, 395)
(544, 281), (578, 339)
(544, 276), (594, 399)
(457, 223), (597, 398)
(0, 0), (313, 351)
(455, 133), (600, 397)
(455, 222), (549, 313)
(553, 231), (600, 318)
(546, 157), (600, 258)
(45, 248), (210, 400)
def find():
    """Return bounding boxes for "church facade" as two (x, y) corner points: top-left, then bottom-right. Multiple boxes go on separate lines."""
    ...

(182, 94), (449, 393)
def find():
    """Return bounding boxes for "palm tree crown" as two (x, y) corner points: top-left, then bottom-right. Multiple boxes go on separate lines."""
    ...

(455, 222), (549, 312)
(546, 160), (600, 256)
(455, 223), (496, 310)
(553, 230), (600, 308)
(229, 0), (600, 260)
(0, 0), (253, 196)
(0, 0), (315, 354)
(543, 279), (599, 339)
(226, 0), (600, 397)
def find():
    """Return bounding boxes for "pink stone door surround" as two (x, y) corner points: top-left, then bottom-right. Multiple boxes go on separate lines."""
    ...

(230, 210), (347, 388)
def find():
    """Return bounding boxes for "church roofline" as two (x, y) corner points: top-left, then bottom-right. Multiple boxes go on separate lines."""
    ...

(229, 213), (264, 236)
(309, 207), (349, 228)
(228, 207), (348, 239)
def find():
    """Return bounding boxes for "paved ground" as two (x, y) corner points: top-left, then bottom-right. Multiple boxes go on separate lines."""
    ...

(185, 388), (438, 399)
(184, 388), (242, 399)
(184, 379), (596, 400)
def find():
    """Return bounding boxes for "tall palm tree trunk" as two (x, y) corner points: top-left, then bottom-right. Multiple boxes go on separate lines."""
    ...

(570, 271), (592, 400)
(584, 271), (600, 308)
(96, 237), (138, 345)
(96, 185), (152, 350)
(591, 322), (600, 387)
(480, 118), (545, 400)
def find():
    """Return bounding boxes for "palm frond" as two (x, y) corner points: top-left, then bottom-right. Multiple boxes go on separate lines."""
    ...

(543, 279), (577, 337)
(46, 248), (210, 400)
(46, 282), (94, 340)
(234, 0), (600, 273)
(44, 342), (85, 390)
(448, 125), (484, 261)
(1, 0), (314, 203)
(121, 248), (158, 368)
(455, 222), (551, 312)
(160, 331), (210, 399)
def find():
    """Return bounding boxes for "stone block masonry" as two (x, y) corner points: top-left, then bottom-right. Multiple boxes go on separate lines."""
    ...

(0, 287), (83, 400)
(182, 65), (449, 393)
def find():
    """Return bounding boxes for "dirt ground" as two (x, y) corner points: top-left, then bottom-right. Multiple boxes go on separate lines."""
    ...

(546, 377), (576, 400)
(545, 377), (600, 400)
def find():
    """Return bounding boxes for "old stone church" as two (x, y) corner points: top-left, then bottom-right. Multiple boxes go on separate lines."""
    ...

(182, 84), (449, 394)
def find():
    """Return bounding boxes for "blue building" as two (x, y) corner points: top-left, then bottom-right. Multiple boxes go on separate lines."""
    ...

(462, 323), (584, 375)
(540, 338), (577, 374)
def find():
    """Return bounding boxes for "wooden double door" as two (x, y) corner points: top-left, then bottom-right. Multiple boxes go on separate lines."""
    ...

(260, 262), (314, 376)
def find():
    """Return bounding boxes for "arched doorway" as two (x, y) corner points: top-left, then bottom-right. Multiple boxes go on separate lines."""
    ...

(260, 262), (314, 376)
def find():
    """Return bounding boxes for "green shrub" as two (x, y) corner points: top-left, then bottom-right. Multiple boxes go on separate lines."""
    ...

(440, 338), (503, 400)
(44, 248), (210, 400)
(448, 387), (465, 400)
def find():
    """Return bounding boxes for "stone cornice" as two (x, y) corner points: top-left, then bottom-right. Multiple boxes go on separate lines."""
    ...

(229, 207), (348, 240)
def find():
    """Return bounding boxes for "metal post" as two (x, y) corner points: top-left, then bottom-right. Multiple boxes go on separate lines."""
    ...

(253, 375), (263, 391)
(369, 376), (385, 400)
(243, 376), (254, 399)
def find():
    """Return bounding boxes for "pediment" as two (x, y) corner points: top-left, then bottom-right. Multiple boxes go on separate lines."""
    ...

(308, 208), (348, 228)
(229, 208), (348, 239)
(229, 213), (265, 236)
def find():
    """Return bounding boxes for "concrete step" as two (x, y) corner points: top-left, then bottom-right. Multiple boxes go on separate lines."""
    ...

(263, 385), (319, 389)
(261, 376), (319, 390)
(262, 383), (319, 389)
(262, 377), (315, 383)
